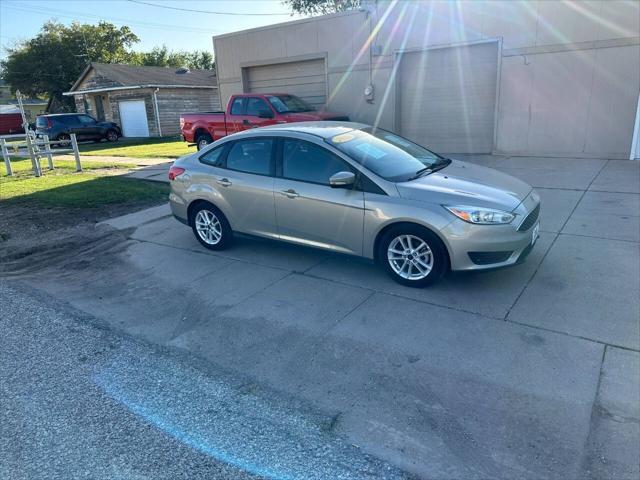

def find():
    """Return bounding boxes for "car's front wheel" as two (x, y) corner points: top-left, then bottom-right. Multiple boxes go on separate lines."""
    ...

(56, 133), (71, 148)
(190, 202), (233, 250)
(106, 129), (119, 142)
(378, 225), (448, 287)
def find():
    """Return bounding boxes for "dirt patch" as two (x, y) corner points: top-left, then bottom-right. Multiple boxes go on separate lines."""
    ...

(0, 199), (162, 276)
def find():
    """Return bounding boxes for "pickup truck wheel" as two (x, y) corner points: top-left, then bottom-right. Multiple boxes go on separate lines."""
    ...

(196, 133), (212, 151)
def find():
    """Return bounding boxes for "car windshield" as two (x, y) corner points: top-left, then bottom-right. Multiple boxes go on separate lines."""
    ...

(267, 95), (316, 113)
(326, 127), (445, 182)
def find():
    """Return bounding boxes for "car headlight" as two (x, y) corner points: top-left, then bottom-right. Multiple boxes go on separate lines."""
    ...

(444, 205), (515, 225)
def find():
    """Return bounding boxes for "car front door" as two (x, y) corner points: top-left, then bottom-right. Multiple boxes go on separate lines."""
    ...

(274, 138), (365, 255)
(205, 137), (278, 238)
(76, 115), (100, 140)
(243, 97), (277, 129)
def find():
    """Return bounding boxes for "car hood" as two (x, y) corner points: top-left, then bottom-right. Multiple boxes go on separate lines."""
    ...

(396, 160), (532, 211)
(280, 110), (348, 121)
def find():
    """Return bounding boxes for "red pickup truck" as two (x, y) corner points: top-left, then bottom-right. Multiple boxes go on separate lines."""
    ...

(180, 93), (349, 150)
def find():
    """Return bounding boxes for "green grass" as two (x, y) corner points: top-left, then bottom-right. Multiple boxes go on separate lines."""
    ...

(2, 158), (138, 175)
(79, 137), (196, 159)
(0, 159), (168, 207)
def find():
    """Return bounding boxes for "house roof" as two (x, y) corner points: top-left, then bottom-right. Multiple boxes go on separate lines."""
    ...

(67, 63), (217, 94)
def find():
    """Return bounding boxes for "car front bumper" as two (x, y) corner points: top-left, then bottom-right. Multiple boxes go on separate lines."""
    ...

(443, 219), (540, 271)
(443, 193), (541, 271)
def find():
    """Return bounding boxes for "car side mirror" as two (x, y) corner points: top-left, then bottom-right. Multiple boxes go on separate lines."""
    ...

(258, 110), (274, 119)
(329, 171), (355, 188)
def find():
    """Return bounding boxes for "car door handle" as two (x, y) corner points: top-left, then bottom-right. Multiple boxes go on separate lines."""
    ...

(280, 188), (299, 198)
(242, 119), (250, 126)
(216, 178), (232, 187)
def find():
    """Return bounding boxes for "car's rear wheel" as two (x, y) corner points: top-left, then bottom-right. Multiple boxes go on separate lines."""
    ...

(106, 129), (119, 142)
(196, 133), (212, 151)
(378, 224), (448, 287)
(190, 202), (233, 250)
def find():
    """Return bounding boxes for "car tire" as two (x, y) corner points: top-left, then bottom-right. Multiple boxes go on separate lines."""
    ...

(106, 129), (119, 142)
(56, 133), (71, 149)
(378, 224), (448, 287)
(196, 133), (212, 151)
(190, 202), (233, 251)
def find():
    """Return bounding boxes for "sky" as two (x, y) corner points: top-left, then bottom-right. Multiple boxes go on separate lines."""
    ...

(0, 0), (307, 59)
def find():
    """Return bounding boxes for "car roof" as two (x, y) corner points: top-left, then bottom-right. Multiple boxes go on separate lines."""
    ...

(41, 113), (84, 117)
(234, 121), (370, 139)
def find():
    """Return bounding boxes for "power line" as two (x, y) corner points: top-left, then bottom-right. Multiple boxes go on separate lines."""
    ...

(126, 0), (291, 16)
(1, 3), (220, 33)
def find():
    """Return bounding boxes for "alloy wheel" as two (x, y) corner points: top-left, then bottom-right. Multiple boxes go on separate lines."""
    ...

(194, 209), (222, 245)
(387, 234), (433, 280)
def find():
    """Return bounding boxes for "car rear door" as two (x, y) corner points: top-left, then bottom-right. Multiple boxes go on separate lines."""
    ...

(205, 137), (278, 238)
(273, 137), (365, 255)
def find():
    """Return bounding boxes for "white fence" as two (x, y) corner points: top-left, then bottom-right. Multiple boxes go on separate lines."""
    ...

(0, 132), (82, 177)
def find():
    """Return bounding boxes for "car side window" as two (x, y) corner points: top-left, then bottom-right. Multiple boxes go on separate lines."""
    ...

(230, 97), (244, 115)
(226, 139), (273, 175)
(78, 115), (95, 124)
(199, 144), (226, 167)
(245, 97), (271, 117)
(282, 139), (351, 185)
(60, 116), (78, 126)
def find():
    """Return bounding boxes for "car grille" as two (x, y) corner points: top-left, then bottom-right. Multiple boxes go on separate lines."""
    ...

(468, 251), (513, 265)
(518, 204), (540, 232)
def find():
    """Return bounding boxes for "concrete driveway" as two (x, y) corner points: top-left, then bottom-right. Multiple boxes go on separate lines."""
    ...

(27, 156), (639, 479)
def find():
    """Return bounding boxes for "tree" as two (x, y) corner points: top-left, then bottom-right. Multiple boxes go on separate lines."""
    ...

(133, 46), (214, 70)
(1, 21), (139, 110)
(1, 21), (215, 112)
(187, 51), (214, 70)
(283, 0), (361, 16)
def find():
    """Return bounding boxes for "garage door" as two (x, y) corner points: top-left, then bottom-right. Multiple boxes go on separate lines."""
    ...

(245, 58), (327, 109)
(118, 100), (150, 137)
(398, 42), (498, 154)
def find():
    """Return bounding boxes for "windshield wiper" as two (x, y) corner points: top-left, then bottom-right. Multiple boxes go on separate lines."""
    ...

(408, 158), (451, 180)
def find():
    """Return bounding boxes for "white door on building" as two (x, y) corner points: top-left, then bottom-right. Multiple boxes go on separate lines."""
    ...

(245, 58), (327, 109)
(398, 42), (499, 154)
(118, 100), (150, 137)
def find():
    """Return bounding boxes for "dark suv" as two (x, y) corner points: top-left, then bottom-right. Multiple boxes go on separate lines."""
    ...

(35, 113), (121, 144)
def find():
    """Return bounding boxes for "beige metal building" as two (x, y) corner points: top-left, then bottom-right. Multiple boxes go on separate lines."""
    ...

(213, 0), (640, 158)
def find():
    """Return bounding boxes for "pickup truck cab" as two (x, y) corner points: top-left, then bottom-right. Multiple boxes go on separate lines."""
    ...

(180, 93), (349, 150)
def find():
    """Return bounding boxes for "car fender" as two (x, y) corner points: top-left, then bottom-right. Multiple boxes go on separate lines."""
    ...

(363, 195), (455, 260)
